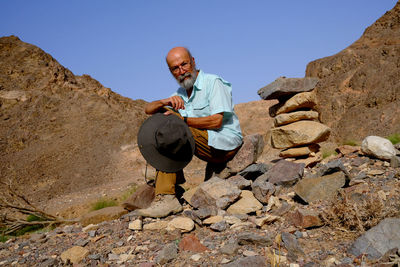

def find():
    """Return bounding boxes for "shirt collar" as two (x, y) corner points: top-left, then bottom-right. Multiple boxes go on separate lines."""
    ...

(193, 69), (204, 91)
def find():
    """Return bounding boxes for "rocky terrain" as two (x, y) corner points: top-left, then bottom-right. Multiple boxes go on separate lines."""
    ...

(1, 1), (400, 267)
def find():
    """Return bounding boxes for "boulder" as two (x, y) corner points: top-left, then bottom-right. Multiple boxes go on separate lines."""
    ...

(258, 77), (319, 100)
(266, 159), (304, 186)
(271, 121), (331, 149)
(269, 91), (317, 117)
(348, 218), (400, 260)
(251, 174), (275, 204)
(294, 172), (346, 203)
(227, 190), (263, 215)
(361, 136), (397, 160)
(274, 110), (319, 126)
(80, 206), (128, 226)
(279, 144), (320, 158)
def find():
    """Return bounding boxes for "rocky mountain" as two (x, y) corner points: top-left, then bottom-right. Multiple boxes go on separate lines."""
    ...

(0, 36), (148, 208)
(306, 1), (400, 142)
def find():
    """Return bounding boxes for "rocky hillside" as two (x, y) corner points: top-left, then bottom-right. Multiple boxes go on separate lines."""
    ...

(0, 36), (148, 209)
(306, 1), (400, 142)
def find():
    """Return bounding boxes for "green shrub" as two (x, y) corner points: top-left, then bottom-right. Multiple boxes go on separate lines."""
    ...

(0, 235), (8, 243)
(322, 150), (338, 159)
(91, 198), (117, 211)
(343, 140), (358, 146)
(387, 133), (400, 145)
(26, 215), (45, 222)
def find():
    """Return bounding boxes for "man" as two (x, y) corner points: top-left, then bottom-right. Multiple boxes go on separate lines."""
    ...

(136, 47), (242, 217)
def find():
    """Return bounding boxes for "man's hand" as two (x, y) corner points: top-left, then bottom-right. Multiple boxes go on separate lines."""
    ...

(161, 96), (185, 110)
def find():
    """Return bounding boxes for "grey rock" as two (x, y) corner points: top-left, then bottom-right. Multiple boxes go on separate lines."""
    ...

(116, 241), (124, 247)
(227, 175), (251, 189)
(348, 218), (400, 259)
(238, 163), (270, 180)
(222, 256), (267, 267)
(183, 210), (203, 226)
(88, 254), (101, 260)
(355, 171), (367, 180)
(88, 230), (96, 237)
(220, 239), (239, 255)
(155, 242), (178, 265)
(294, 172), (346, 203)
(312, 159), (351, 180)
(236, 232), (272, 246)
(40, 258), (59, 267)
(258, 77), (319, 100)
(294, 231), (303, 238)
(267, 159), (304, 186)
(361, 136), (397, 160)
(108, 253), (120, 261)
(194, 207), (216, 219)
(210, 220), (228, 232)
(391, 156), (400, 168)
(73, 239), (89, 247)
(281, 232), (304, 259)
(251, 174), (275, 204)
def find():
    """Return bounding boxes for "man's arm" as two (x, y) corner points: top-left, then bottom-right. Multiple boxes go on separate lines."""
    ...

(144, 96), (185, 114)
(186, 113), (223, 130)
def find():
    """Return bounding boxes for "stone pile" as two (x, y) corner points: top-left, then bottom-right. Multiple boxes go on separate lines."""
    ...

(258, 77), (331, 166)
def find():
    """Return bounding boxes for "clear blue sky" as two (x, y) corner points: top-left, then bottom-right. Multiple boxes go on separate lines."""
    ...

(1, 1), (397, 104)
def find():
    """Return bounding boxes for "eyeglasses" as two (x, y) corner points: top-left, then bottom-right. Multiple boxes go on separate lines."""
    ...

(169, 61), (191, 74)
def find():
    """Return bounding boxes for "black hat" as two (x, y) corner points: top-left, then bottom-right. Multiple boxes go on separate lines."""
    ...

(137, 113), (195, 172)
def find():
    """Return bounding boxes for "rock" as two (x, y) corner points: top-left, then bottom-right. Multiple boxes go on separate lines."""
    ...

(348, 218), (400, 260)
(191, 254), (202, 261)
(182, 186), (198, 206)
(238, 163), (270, 180)
(73, 239), (89, 247)
(251, 175), (275, 204)
(226, 134), (264, 174)
(272, 91), (317, 116)
(293, 152), (323, 167)
(314, 159), (350, 179)
(210, 221), (228, 232)
(253, 214), (280, 227)
(222, 256), (267, 267)
(361, 136), (397, 160)
(190, 177), (241, 209)
(80, 206), (128, 226)
(281, 232), (305, 259)
(275, 110), (319, 126)
(194, 207), (216, 219)
(288, 209), (323, 229)
(391, 156), (400, 168)
(224, 216), (242, 225)
(236, 232), (273, 246)
(143, 221), (168, 230)
(243, 250), (258, 257)
(167, 217), (194, 232)
(294, 172), (346, 203)
(129, 219), (142, 230)
(203, 215), (224, 225)
(336, 145), (360, 155)
(111, 246), (130, 255)
(258, 77), (319, 100)
(179, 234), (208, 252)
(220, 239), (239, 255)
(121, 183), (155, 211)
(227, 175), (251, 189)
(266, 159), (304, 186)
(280, 144), (320, 158)
(227, 190), (263, 215)
(60, 246), (89, 264)
(271, 121), (331, 149)
(155, 242), (178, 265)
(108, 253), (120, 261)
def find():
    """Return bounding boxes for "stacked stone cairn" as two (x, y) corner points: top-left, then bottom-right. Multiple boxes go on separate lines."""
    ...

(258, 77), (331, 166)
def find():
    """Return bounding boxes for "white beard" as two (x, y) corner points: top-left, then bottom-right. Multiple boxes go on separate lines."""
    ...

(177, 69), (197, 90)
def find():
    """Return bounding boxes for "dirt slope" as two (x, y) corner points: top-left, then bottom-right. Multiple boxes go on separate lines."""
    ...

(306, 2), (400, 142)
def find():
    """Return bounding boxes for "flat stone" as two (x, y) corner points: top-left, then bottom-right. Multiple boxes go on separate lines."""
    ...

(227, 175), (251, 189)
(348, 218), (400, 260)
(129, 219), (142, 231)
(143, 221), (168, 231)
(224, 216), (242, 225)
(391, 156), (400, 168)
(179, 234), (208, 252)
(155, 242), (178, 265)
(336, 145), (360, 155)
(275, 91), (317, 115)
(293, 152), (323, 167)
(167, 217), (194, 232)
(266, 159), (304, 186)
(182, 186), (198, 206)
(288, 209), (323, 229)
(313, 159), (350, 179)
(258, 77), (319, 100)
(191, 254), (202, 261)
(190, 177), (241, 209)
(280, 144), (320, 158)
(223, 255), (267, 267)
(271, 121), (330, 149)
(281, 232), (304, 259)
(275, 110), (319, 126)
(238, 163), (270, 180)
(236, 232), (273, 246)
(220, 239), (239, 255)
(361, 136), (397, 160)
(182, 210), (203, 226)
(251, 174), (275, 204)
(203, 215), (223, 225)
(294, 172), (346, 203)
(210, 221), (228, 232)
(227, 190), (263, 215)
(60, 246), (89, 264)
(80, 206), (128, 226)
(226, 134), (264, 174)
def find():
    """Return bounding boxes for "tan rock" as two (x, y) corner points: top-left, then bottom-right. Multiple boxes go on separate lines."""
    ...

(203, 215), (224, 225)
(227, 190), (263, 215)
(128, 219), (142, 231)
(279, 144), (320, 158)
(80, 206), (128, 226)
(276, 91), (317, 115)
(61, 246), (89, 264)
(274, 110), (319, 126)
(271, 121), (331, 149)
(288, 208), (323, 229)
(182, 186), (198, 207)
(166, 217), (195, 232)
(143, 221), (168, 230)
(293, 151), (323, 167)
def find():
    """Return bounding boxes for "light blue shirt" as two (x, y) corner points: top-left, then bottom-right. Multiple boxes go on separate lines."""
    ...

(172, 70), (243, 151)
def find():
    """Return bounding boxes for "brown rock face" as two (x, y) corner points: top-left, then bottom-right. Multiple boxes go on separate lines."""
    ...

(0, 36), (147, 209)
(306, 2), (400, 142)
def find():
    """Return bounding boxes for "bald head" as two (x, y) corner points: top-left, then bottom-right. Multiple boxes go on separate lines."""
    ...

(166, 47), (198, 90)
(166, 47), (193, 67)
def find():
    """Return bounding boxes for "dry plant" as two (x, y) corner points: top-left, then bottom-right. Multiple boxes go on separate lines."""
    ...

(0, 179), (77, 235)
(321, 190), (400, 233)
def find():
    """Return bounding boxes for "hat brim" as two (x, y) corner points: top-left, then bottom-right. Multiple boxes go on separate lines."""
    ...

(137, 113), (195, 172)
